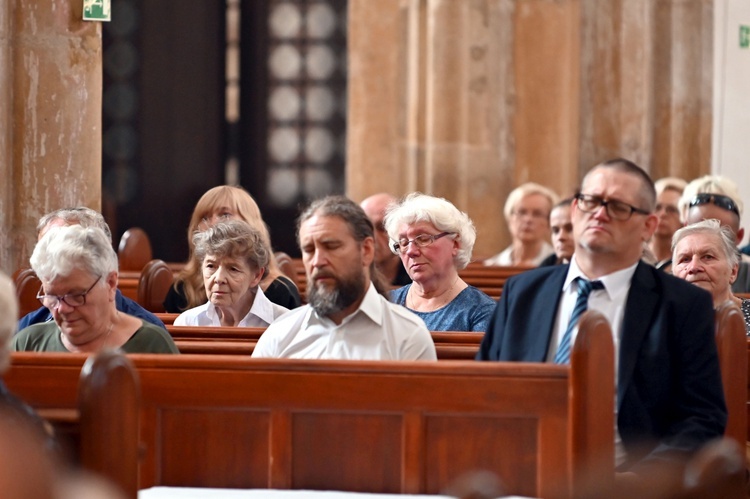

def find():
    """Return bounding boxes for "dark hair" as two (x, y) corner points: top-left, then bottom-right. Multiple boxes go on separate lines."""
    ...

(552, 197), (575, 210)
(297, 196), (389, 296)
(588, 158), (656, 211)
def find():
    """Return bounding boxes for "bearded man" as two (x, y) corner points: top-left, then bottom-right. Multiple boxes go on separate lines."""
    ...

(252, 196), (436, 360)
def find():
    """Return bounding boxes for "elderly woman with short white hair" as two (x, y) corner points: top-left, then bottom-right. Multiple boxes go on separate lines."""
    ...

(384, 193), (496, 332)
(13, 225), (179, 353)
(174, 220), (289, 327)
(672, 218), (750, 334)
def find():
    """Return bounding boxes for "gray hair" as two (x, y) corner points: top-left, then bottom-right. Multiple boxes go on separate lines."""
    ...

(0, 272), (18, 373)
(503, 182), (559, 222)
(193, 220), (270, 276)
(37, 207), (112, 242)
(678, 175), (744, 223)
(384, 192), (476, 270)
(31, 225), (119, 282)
(671, 219), (740, 271)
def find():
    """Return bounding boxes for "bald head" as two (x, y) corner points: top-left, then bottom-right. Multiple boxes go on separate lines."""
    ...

(360, 193), (398, 268)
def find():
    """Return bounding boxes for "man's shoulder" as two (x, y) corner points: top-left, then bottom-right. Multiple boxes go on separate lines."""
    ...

(633, 261), (714, 307)
(382, 297), (429, 328)
(265, 305), (311, 331)
(115, 290), (166, 328)
(635, 261), (706, 293)
(17, 306), (52, 330)
(504, 264), (566, 288)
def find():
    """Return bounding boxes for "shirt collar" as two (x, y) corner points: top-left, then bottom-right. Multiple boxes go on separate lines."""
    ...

(305, 282), (382, 328)
(565, 256), (639, 298)
(205, 287), (277, 326)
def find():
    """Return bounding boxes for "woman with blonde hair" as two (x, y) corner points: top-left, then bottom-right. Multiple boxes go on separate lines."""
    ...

(485, 182), (559, 267)
(163, 185), (301, 312)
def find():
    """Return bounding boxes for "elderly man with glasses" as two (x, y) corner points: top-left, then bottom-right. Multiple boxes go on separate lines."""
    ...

(478, 158), (725, 482)
(678, 175), (750, 293)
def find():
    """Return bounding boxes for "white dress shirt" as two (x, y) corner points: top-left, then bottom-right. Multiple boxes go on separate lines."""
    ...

(547, 254), (639, 467)
(484, 241), (554, 266)
(252, 283), (437, 360)
(174, 287), (288, 327)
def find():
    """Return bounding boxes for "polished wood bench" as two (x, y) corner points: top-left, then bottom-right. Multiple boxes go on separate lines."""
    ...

(165, 325), (484, 360)
(5, 350), (139, 498)
(6, 310), (614, 498)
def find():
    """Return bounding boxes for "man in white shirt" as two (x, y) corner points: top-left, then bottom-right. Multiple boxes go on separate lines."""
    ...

(252, 196), (436, 360)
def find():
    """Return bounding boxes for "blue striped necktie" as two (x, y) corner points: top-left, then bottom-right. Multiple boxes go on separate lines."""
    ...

(553, 277), (604, 364)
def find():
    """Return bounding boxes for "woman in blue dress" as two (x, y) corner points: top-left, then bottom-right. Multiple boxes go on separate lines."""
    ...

(385, 193), (496, 332)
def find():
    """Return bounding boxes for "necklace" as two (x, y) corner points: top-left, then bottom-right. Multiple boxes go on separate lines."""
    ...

(408, 275), (460, 312)
(101, 322), (114, 350)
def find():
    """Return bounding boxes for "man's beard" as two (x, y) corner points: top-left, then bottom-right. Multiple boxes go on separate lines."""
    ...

(307, 269), (367, 318)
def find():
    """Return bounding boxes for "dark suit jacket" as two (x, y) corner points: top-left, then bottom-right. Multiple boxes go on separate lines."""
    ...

(477, 261), (727, 471)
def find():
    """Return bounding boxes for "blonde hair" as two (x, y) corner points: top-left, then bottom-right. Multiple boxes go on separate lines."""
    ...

(654, 177), (687, 197)
(678, 175), (744, 223)
(175, 185), (285, 309)
(503, 183), (559, 222)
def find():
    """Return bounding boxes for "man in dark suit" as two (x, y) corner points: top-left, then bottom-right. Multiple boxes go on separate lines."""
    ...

(478, 158), (726, 475)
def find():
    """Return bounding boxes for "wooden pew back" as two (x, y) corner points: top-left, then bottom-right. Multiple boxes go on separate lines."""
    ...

(713, 302), (747, 453)
(6, 310), (614, 498)
(5, 351), (140, 498)
(165, 325), (484, 360)
(118, 227), (153, 272)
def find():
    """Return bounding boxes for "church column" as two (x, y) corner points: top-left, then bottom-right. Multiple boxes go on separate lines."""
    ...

(347, 0), (711, 258)
(0, 0), (102, 274)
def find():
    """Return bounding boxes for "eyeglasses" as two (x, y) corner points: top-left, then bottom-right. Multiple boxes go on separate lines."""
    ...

(575, 194), (650, 221)
(688, 193), (740, 217)
(390, 232), (455, 255)
(37, 276), (101, 309)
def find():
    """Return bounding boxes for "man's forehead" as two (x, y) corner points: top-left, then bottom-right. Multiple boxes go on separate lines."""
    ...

(300, 214), (352, 238)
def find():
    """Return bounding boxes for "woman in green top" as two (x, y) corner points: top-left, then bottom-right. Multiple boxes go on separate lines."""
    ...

(13, 225), (178, 354)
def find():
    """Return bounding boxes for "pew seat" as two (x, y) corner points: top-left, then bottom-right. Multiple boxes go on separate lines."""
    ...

(165, 326), (483, 359)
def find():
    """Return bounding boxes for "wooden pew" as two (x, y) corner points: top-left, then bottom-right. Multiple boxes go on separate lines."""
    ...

(118, 227), (153, 272)
(713, 303), (747, 453)
(166, 325), (484, 360)
(5, 350), (140, 498)
(458, 264), (532, 300)
(118, 270), (140, 302)
(137, 259), (174, 313)
(13, 267), (42, 318)
(6, 310), (615, 498)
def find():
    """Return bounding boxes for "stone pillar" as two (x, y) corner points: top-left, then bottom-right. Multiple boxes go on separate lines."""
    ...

(347, 0), (712, 259)
(0, 0), (102, 274)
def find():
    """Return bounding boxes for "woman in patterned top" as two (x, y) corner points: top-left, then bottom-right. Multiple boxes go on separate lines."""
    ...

(384, 193), (496, 332)
(672, 218), (750, 334)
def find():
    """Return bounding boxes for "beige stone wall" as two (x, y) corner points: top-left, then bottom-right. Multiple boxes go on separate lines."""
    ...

(0, 0), (102, 274)
(347, 0), (713, 259)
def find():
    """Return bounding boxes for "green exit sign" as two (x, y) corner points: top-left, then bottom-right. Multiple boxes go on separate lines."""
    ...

(83, 0), (111, 22)
(741, 25), (750, 49)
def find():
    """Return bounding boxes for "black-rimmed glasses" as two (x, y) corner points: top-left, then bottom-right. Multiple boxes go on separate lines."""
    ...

(575, 194), (650, 221)
(390, 232), (455, 255)
(688, 193), (740, 217)
(37, 276), (102, 309)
